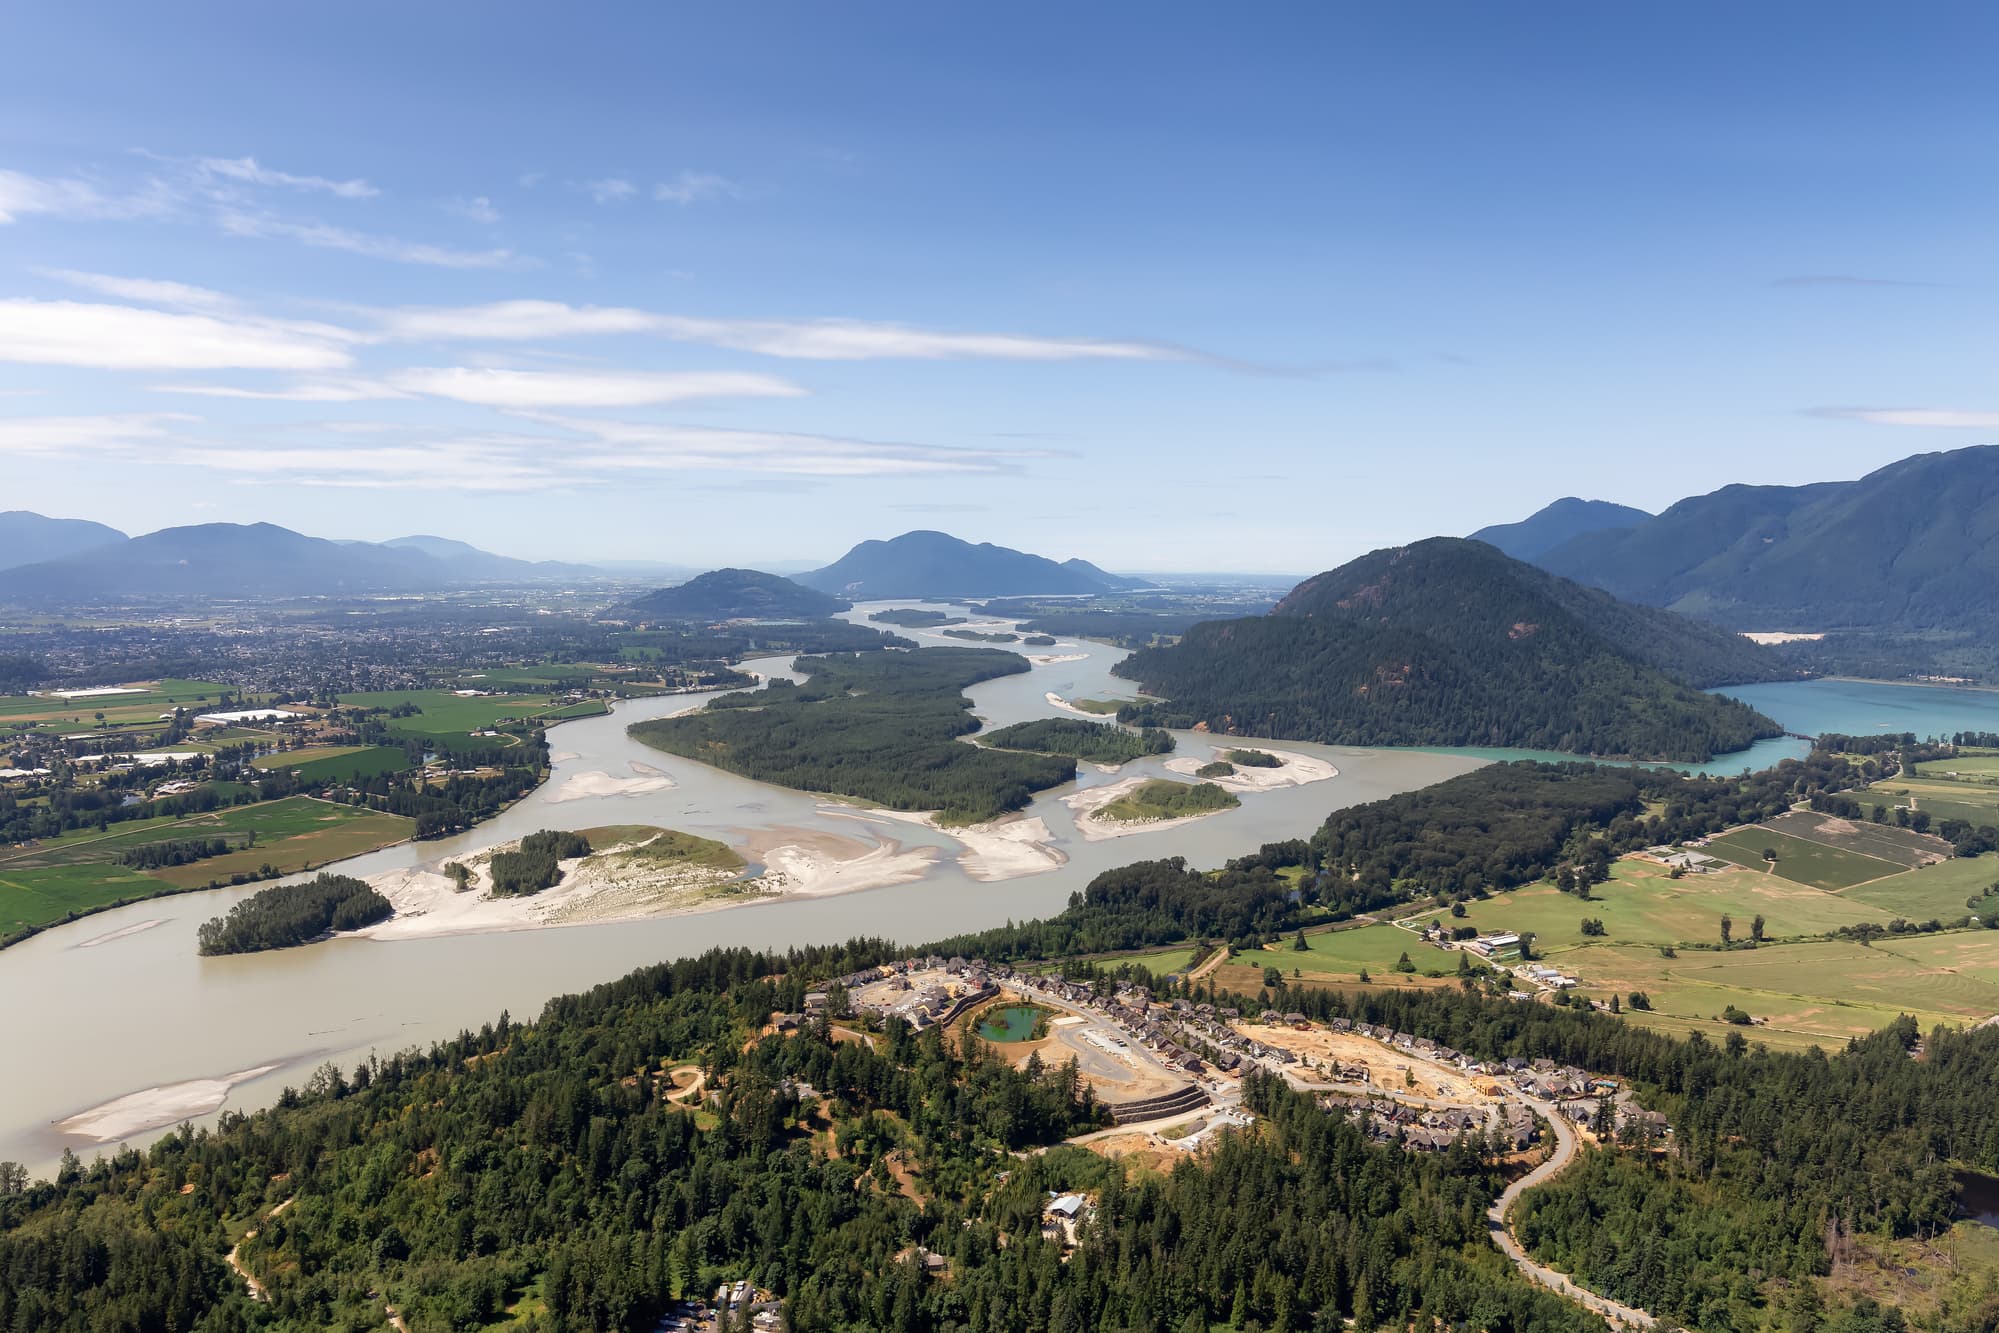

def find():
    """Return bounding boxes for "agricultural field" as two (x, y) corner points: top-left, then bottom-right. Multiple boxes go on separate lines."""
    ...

(252, 745), (413, 783)
(336, 688), (582, 738)
(1701, 826), (1903, 890)
(0, 679), (241, 740)
(1546, 934), (1999, 1051)
(1201, 922), (1460, 999)
(1840, 853), (1999, 921)
(0, 796), (414, 939)
(1762, 809), (1953, 868)
(1449, 859), (1894, 952)
(1913, 752), (1999, 781)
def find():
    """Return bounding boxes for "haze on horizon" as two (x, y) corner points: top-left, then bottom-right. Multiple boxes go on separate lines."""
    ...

(2, 3), (1996, 573)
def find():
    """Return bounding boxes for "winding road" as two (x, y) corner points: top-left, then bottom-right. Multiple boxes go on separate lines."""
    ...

(1487, 1099), (1657, 1329)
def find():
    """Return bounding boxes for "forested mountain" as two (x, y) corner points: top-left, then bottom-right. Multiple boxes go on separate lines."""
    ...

(1469, 497), (1652, 562)
(0, 523), (605, 603)
(1535, 445), (1999, 630)
(1114, 537), (1791, 761)
(799, 530), (1133, 597)
(0, 511), (127, 571)
(1061, 557), (1150, 590)
(621, 568), (850, 622)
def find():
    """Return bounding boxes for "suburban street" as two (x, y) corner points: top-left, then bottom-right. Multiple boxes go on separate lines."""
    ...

(1487, 1097), (1659, 1329)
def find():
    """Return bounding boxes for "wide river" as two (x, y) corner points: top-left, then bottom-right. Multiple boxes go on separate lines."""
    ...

(5, 607), (1999, 1172)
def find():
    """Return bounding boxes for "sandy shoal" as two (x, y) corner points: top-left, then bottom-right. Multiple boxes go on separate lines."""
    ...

(739, 823), (940, 896)
(547, 760), (676, 803)
(1046, 692), (1126, 718)
(76, 917), (168, 949)
(58, 1063), (284, 1143)
(873, 809), (1067, 881)
(1162, 744), (1338, 792)
(1027, 654), (1088, 666)
(1062, 776), (1235, 842)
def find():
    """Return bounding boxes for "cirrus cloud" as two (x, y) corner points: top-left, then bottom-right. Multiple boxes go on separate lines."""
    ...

(1807, 406), (1999, 429)
(385, 366), (807, 408)
(0, 299), (352, 370)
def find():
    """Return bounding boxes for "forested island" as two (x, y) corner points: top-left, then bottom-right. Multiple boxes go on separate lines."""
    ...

(1115, 538), (1790, 762)
(194, 873), (393, 955)
(628, 648), (1076, 821)
(1091, 777), (1239, 824)
(488, 829), (592, 897)
(867, 608), (965, 628)
(977, 717), (1174, 764)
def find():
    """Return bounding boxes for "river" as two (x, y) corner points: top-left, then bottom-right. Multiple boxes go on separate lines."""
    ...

(8, 607), (1999, 1174)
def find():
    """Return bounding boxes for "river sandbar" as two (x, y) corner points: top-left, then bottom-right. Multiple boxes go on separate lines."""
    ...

(1163, 745), (1338, 792)
(58, 1062), (284, 1144)
(1062, 777), (1236, 841)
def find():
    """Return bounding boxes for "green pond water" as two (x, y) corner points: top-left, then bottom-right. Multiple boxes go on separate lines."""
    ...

(976, 1005), (1046, 1042)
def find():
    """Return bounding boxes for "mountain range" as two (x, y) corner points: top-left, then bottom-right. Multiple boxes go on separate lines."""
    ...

(0, 520), (611, 603)
(798, 531), (1147, 599)
(1114, 537), (1790, 761)
(1469, 497), (1652, 562)
(1518, 446), (1999, 632)
(620, 569), (849, 622)
(0, 511), (129, 572)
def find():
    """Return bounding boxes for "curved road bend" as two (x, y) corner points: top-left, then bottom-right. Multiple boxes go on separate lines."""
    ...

(1488, 1098), (1657, 1329)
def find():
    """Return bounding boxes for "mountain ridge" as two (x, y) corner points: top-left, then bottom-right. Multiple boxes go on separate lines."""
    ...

(1470, 497), (1652, 562)
(0, 511), (129, 572)
(798, 530), (1137, 598)
(621, 569), (850, 622)
(1113, 537), (1790, 762)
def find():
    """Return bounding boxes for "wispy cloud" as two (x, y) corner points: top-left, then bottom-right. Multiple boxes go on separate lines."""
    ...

(385, 366), (806, 408)
(197, 156), (377, 199)
(150, 377), (405, 403)
(584, 177), (637, 204)
(0, 167), (174, 224)
(0, 412), (195, 455)
(534, 413), (1060, 476)
(36, 268), (238, 311)
(217, 209), (522, 269)
(654, 171), (742, 205)
(0, 299), (353, 370)
(443, 195), (501, 224)
(1773, 274), (1938, 289)
(1808, 406), (1999, 428)
(374, 299), (1194, 362)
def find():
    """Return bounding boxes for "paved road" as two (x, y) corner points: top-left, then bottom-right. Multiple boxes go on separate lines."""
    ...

(1488, 1099), (1657, 1329)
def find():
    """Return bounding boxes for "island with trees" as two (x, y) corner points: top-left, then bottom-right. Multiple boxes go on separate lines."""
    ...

(194, 873), (393, 955)
(628, 648), (1077, 822)
(977, 717), (1174, 765)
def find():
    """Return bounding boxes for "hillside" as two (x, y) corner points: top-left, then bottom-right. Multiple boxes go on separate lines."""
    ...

(1470, 497), (1651, 562)
(1535, 446), (1999, 631)
(0, 522), (597, 603)
(622, 568), (850, 622)
(0, 511), (127, 571)
(1113, 537), (1790, 761)
(799, 530), (1131, 598)
(383, 534), (601, 582)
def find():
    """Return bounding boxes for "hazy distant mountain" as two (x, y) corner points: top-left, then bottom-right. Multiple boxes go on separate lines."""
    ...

(1469, 497), (1652, 562)
(383, 534), (603, 582)
(1535, 446), (1999, 630)
(1061, 557), (1151, 591)
(0, 511), (128, 571)
(0, 522), (596, 603)
(799, 531), (1134, 598)
(622, 569), (850, 622)
(1114, 537), (1789, 762)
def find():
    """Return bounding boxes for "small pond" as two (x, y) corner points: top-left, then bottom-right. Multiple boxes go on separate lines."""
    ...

(975, 1005), (1048, 1043)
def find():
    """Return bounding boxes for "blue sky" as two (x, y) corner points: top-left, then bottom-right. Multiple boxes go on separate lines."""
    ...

(2, 3), (1995, 573)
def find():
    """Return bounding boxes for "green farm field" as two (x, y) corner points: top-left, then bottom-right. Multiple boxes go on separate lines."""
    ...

(1701, 826), (1903, 889)
(0, 679), (241, 737)
(1841, 853), (1999, 921)
(252, 745), (412, 783)
(0, 796), (414, 937)
(1451, 860), (1893, 952)
(337, 688), (581, 737)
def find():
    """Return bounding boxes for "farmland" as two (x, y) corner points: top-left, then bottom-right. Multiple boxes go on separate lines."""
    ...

(1700, 826), (1903, 889)
(336, 688), (587, 738)
(251, 744), (413, 783)
(0, 796), (413, 941)
(0, 679), (241, 740)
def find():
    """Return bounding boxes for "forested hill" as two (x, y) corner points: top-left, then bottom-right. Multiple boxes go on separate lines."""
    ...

(1535, 444), (1999, 631)
(798, 530), (1130, 597)
(0, 511), (127, 572)
(620, 568), (850, 622)
(1469, 496), (1651, 562)
(1113, 537), (1792, 761)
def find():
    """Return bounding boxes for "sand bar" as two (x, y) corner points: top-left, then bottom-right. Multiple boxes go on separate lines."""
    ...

(76, 918), (168, 949)
(547, 761), (675, 803)
(1163, 745), (1338, 792)
(874, 809), (1067, 881)
(59, 1063), (284, 1143)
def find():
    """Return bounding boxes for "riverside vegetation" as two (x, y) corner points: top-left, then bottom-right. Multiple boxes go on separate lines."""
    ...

(194, 874), (393, 955)
(628, 648), (1076, 822)
(976, 717), (1174, 765)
